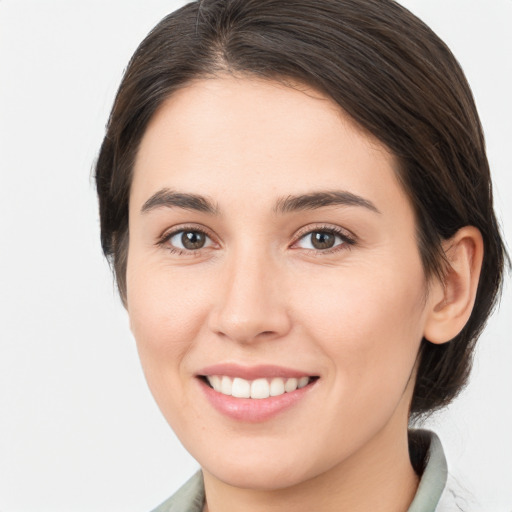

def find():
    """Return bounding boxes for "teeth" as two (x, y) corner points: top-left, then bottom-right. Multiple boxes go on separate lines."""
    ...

(220, 376), (232, 395)
(270, 377), (285, 396)
(209, 375), (222, 392)
(284, 377), (298, 392)
(205, 375), (312, 399)
(298, 376), (309, 388)
(251, 378), (270, 399)
(232, 377), (251, 398)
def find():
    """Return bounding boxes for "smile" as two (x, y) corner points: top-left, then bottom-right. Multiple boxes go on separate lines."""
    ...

(196, 364), (319, 421)
(205, 375), (312, 399)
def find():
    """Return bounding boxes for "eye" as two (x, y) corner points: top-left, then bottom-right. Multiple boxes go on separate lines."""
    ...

(164, 228), (214, 252)
(294, 227), (353, 252)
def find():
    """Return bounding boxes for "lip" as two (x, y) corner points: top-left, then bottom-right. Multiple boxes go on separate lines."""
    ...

(196, 364), (319, 423)
(197, 363), (314, 380)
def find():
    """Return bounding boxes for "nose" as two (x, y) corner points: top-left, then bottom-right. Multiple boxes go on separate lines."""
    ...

(208, 248), (292, 344)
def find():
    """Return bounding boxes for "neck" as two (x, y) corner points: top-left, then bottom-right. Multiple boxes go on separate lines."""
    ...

(202, 423), (419, 512)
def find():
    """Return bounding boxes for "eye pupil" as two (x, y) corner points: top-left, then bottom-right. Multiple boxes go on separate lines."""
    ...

(181, 231), (205, 250)
(311, 232), (335, 249)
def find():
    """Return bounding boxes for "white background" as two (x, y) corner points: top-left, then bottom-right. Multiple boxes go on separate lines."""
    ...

(0, 1), (510, 511)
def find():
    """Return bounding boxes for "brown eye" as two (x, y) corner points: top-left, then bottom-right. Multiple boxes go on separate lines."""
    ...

(310, 232), (335, 249)
(166, 229), (213, 251)
(181, 231), (206, 250)
(295, 229), (350, 251)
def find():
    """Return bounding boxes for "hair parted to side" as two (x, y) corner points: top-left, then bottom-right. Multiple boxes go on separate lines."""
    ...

(95, 0), (507, 417)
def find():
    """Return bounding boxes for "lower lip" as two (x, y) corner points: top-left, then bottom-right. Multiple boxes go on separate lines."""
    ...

(198, 378), (317, 423)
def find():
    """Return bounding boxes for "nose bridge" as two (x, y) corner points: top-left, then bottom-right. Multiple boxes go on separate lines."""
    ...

(209, 243), (290, 343)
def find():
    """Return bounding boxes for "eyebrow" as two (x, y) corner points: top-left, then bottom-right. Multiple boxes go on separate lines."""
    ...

(141, 188), (380, 215)
(273, 190), (380, 214)
(141, 189), (219, 215)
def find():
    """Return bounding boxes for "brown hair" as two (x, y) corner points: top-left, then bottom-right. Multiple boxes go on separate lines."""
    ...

(95, 0), (507, 416)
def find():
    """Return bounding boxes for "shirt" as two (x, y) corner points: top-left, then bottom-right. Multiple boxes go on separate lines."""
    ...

(151, 429), (453, 512)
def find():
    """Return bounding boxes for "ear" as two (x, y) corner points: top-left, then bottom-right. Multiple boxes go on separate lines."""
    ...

(423, 226), (484, 344)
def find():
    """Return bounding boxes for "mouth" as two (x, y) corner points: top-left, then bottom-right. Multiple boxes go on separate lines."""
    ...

(199, 375), (319, 399)
(196, 364), (320, 421)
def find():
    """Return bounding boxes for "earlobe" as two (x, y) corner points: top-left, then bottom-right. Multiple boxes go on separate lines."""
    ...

(423, 226), (484, 344)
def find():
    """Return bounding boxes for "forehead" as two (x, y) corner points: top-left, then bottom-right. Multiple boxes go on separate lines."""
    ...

(131, 76), (404, 214)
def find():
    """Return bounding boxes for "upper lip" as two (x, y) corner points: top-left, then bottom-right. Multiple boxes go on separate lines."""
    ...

(197, 363), (317, 380)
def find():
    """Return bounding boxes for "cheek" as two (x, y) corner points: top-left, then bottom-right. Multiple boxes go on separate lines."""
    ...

(293, 258), (426, 394)
(126, 260), (213, 404)
(128, 256), (210, 340)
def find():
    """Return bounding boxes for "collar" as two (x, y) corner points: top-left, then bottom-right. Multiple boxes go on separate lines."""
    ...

(407, 429), (448, 511)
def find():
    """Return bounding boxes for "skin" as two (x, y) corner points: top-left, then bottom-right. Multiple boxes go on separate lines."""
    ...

(126, 76), (482, 512)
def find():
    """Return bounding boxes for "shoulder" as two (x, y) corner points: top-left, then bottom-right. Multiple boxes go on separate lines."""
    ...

(150, 471), (205, 512)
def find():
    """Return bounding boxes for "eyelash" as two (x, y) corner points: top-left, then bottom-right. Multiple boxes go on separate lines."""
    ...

(292, 224), (356, 255)
(157, 224), (356, 256)
(157, 224), (214, 256)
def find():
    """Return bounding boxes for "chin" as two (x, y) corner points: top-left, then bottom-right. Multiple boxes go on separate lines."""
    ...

(204, 458), (316, 491)
(191, 435), (331, 491)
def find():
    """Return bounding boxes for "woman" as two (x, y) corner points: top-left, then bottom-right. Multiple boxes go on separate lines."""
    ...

(95, 0), (507, 510)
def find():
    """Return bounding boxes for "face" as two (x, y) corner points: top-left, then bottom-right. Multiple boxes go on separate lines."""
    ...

(127, 76), (433, 490)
